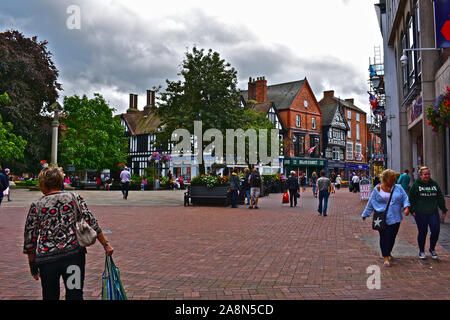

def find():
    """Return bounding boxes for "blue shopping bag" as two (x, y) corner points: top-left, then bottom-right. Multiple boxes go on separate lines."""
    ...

(102, 255), (127, 300)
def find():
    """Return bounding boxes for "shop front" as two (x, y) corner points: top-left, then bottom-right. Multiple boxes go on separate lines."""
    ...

(345, 163), (369, 180)
(283, 157), (326, 181)
(324, 160), (346, 178)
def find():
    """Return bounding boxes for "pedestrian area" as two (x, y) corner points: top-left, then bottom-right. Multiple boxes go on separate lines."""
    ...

(0, 189), (449, 300)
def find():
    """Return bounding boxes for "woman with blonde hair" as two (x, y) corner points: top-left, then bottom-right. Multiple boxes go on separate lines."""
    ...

(362, 169), (410, 267)
(23, 166), (114, 300)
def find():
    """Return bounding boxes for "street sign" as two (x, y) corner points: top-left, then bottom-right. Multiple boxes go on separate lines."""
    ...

(360, 178), (371, 200)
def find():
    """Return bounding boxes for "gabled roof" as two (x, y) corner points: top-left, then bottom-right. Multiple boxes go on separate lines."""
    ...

(335, 97), (366, 114)
(120, 108), (161, 136)
(240, 79), (306, 110)
(320, 104), (349, 130)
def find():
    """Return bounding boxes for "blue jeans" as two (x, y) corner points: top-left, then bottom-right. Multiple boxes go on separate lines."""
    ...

(245, 189), (251, 205)
(312, 183), (317, 196)
(231, 190), (239, 208)
(414, 212), (440, 252)
(318, 190), (329, 215)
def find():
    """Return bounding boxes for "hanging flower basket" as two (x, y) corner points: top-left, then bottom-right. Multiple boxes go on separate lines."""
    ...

(148, 152), (171, 164)
(426, 86), (450, 133)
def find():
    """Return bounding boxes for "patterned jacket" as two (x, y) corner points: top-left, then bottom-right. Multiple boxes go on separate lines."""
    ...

(23, 192), (102, 264)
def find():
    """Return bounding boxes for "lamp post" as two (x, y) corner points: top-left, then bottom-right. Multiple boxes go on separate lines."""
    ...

(49, 102), (62, 166)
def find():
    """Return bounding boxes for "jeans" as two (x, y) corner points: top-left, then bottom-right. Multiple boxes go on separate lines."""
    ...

(289, 189), (298, 206)
(231, 190), (239, 208)
(312, 184), (317, 196)
(121, 181), (130, 198)
(318, 190), (329, 215)
(414, 212), (440, 252)
(245, 189), (251, 205)
(38, 251), (86, 300)
(378, 222), (400, 258)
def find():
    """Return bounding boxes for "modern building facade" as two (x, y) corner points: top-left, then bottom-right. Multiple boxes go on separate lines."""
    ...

(375, 0), (450, 194)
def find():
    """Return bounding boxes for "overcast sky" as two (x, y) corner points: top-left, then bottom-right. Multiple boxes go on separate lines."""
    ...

(1, 0), (383, 116)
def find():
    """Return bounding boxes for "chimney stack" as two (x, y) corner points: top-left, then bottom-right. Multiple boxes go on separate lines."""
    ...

(248, 76), (267, 103)
(127, 93), (138, 113)
(145, 90), (156, 108)
(345, 98), (354, 105)
(323, 90), (335, 99)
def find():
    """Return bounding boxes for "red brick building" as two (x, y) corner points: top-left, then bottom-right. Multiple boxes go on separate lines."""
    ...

(241, 77), (325, 177)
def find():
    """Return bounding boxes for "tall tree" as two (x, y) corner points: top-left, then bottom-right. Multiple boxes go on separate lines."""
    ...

(156, 47), (257, 174)
(59, 94), (128, 172)
(0, 92), (27, 162)
(0, 30), (62, 173)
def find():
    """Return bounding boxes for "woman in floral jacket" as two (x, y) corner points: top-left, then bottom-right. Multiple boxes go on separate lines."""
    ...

(24, 167), (114, 300)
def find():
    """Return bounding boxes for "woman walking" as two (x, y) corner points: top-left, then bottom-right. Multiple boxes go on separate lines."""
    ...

(310, 172), (318, 198)
(361, 169), (410, 267)
(409, 166), (447, 260)
(300, 173), (306, 193)
(23, 166), (114, 300)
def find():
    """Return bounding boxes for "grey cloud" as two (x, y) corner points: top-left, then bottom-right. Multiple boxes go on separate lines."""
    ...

(1, 0), (369, 114)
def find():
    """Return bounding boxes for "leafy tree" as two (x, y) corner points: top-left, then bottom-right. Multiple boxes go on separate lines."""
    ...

(156, 46), (275, 174)
(0, 93), (27, 162)
(59, 94), (128, 172)
(0, 30), (62, 173)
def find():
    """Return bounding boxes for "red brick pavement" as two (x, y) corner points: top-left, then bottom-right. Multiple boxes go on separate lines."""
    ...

(0, 189), (449, 300)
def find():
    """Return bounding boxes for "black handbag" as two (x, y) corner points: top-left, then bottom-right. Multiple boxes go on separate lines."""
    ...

(372, 185), (395, 231)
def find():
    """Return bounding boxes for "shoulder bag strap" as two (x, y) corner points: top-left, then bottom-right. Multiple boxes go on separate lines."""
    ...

(385, 185), (396, 213)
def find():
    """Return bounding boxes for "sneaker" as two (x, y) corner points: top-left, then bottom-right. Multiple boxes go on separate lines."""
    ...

(249, 206), (253, 209)
(254, 206), (259, 209)
(429, 250), (438, 260)
(419, 252), (427, 259)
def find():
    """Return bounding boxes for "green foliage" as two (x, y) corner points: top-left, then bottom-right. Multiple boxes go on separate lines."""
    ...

(0, 93), (27, 161)
(156, 46), (278, 173)
(59, 94), (128, 171)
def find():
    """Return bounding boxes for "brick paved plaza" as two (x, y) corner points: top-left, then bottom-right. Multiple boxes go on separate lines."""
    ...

(0, 188), (449, 300)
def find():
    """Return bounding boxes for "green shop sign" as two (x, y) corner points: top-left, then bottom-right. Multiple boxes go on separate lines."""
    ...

(284, 158), (325, 167)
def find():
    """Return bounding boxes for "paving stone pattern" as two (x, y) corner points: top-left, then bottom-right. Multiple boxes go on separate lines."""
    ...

(0, 189), (449, 300)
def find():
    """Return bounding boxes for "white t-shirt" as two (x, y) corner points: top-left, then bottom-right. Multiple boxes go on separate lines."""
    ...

(352, 175), (360, 183)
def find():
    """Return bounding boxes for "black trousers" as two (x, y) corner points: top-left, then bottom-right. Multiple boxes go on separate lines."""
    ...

(288, 189), (297, 206)
(378, 222), (400, 258)
(38, 251), (86, 300)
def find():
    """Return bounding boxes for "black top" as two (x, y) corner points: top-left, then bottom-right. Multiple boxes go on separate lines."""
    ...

(287, 176), (299, 190)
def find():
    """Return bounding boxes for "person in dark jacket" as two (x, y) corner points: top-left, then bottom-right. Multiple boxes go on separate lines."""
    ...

(0, 165), (9, 210)
(287, 171), (300, 207)
(230, 169), (241, 208)
(409, 166), (448, 260)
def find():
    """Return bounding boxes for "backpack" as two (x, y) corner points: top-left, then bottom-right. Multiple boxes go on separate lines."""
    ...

(251, 173), (261, 187)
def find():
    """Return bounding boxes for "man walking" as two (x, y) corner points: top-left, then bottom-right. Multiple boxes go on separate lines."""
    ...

(248, 168), (262, 209)
(287, 171), (300, 207)
(317, 170), (331, 216)
(120, 166), (131, 199)
(397, 169), (411, 194)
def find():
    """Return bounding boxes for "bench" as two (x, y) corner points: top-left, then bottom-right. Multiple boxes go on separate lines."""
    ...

(184, 184), (231, 207)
